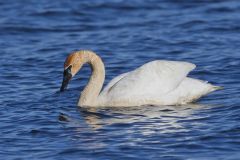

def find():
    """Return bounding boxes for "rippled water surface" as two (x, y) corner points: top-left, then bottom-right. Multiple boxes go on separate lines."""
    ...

(1, 0), (240, 159)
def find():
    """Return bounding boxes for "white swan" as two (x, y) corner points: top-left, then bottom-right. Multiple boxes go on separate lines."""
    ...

(60, 50), (221, 107)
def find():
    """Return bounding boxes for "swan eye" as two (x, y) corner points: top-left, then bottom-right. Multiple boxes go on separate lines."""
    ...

(64, 65), (72, 75)
(68, 65), (72, 70)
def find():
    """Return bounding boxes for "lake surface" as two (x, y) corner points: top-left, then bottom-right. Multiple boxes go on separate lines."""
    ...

(1, 0), (240, 159)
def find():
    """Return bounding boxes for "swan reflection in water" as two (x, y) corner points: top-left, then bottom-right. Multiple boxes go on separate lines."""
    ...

(64, 104), (214, 135)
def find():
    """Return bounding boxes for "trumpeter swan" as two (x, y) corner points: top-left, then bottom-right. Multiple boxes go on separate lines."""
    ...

(60, 50), (221, 107)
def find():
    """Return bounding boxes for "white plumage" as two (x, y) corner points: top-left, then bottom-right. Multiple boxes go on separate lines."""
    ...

(61, 50), (221, 107)
(98, 60), (219, 107)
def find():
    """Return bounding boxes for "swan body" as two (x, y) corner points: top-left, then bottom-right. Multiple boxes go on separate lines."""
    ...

(60, 50), (221, 107)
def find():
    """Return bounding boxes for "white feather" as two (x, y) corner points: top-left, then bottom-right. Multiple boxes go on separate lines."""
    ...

(97, 60), (219, 106)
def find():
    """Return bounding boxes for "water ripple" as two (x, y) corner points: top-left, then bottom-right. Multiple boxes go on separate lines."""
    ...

(1, 0), (240, 159)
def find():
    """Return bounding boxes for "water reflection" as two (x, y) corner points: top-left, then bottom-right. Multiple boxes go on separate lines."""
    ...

(76, 104), (212, 134)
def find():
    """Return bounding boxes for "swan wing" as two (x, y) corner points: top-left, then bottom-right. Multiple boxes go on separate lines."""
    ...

(102, 60), (196, 102)
(101, 72), (129, 94)
(159, 77), (220, 105)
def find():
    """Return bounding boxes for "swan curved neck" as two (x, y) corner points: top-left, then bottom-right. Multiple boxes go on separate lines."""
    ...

(77, 51), (105, 107)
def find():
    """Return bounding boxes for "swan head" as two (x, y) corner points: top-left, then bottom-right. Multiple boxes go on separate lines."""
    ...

(60, 51), (83, 91)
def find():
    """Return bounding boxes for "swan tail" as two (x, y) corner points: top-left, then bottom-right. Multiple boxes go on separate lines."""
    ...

(210, 85), (223, 92)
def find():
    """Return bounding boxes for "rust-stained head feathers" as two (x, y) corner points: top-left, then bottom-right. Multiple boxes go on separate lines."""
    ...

(60, 50), (98, 92)
(63, 51), (85, 77)
(60, 51), (83, 92)
(64, 52), (79, 69)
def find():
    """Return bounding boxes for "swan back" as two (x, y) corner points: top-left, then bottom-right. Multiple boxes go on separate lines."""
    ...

(99, 60), (196, 105)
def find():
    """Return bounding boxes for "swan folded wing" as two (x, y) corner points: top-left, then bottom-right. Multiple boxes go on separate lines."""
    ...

(101, 72), (129, 94)
(160, 77), (217, 105)
(104, 60), (196, 101)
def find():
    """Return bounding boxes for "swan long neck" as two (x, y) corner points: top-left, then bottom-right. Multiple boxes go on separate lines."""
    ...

(77, 51), (105, 106)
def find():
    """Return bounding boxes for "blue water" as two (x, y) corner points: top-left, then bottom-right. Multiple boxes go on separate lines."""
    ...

(1, 0), (240, 159)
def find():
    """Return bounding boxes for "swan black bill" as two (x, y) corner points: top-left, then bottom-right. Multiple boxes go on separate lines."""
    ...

(60, 66), (72, 92)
